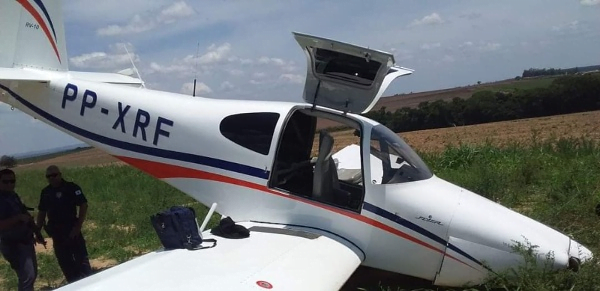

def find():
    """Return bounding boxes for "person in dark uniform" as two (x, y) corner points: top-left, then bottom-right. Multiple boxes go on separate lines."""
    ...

(36, 165), (93, 283)
(0, 168), (38, 291)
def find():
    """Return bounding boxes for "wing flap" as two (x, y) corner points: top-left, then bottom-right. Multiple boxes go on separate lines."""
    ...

(56, 222), (364, 291)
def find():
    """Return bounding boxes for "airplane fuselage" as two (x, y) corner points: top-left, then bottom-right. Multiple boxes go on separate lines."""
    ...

(1, 74), (591, 287)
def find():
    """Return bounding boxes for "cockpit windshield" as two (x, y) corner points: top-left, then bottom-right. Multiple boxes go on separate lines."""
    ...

(369, 124), (433, 184)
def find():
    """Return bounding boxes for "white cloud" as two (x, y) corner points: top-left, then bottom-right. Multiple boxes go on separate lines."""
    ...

(479, 42), (501, 51)
(239, 58), (254, 65)
(258, 57), (286, 66)
(249, 79), (266, 85)
(227, 69), (244, 76)
(409, 13), (444, 27)
(253, 72), (266, 78)
(148, 62), (189, 74)
(197, 43), (232, 65)
(458, 41), (501, 52)
(220, 81), (234, 91)
(97, 1), (196, 36)
(69, 43), (138, 69)
(148, 43), (232, 76)
(420, 43), (441, 50)
(158, 1), (195, 23)
(279, 74), (304, 84)
(181, 82), (212, 95)
(97, 15), (152, 36)
(552, 20), (579, 32)
(460, 41), (474, 48)
(580, 0), (600, 6)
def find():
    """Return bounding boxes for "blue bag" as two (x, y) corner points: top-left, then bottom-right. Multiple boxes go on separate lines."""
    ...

(150, 206), (216, 250)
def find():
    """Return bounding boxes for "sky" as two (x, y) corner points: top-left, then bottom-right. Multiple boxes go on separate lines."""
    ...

(1, 0), (600, 156)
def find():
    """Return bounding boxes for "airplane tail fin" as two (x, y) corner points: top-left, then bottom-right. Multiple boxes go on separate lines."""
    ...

(0, 0), (68, 71)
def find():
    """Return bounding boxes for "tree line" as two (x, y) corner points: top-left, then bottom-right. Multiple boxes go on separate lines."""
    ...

(522, 67), (579, 78)
(0, 155), (17, 168)
(363, 74), (600, 133)
(521, 65), (600, 78)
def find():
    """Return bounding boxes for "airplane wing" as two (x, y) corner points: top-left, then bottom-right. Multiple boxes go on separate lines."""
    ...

(55, 222), (364, 291)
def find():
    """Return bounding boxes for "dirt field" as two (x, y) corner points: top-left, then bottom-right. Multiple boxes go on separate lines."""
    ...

(16, 110), (600, 171)
(400, 110), (600, 152)
(15, 148), (122, 171)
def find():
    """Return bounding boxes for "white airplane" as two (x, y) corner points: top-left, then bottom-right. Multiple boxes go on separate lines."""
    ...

(0, 1), (593, 290)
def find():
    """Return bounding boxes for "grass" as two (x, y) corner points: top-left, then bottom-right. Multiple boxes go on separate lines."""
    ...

(2, 136), (600, 290)
(415, 136), (600, 291)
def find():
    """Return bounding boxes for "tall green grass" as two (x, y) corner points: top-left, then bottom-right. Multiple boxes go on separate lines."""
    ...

(417, 136), (600, 291)
(1, 136), (599, 290)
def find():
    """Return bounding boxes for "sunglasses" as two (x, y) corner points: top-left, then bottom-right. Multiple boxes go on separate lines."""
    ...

(1, 179), (16, 184)
(46, 173), (59, 178)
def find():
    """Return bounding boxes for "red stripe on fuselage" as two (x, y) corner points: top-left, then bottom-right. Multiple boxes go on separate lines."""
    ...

(115, 155), (478, 270)
(17, 0), (61, 63)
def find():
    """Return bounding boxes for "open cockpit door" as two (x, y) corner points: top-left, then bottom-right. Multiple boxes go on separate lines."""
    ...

(293, 32), (413, 114)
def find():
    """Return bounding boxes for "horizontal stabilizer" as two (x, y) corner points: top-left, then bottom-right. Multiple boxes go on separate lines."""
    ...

(0, 68), (50, 82)
(69, 71), (144, 87)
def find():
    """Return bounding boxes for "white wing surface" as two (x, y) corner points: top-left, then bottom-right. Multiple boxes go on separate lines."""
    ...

(56, 222), (364, 291)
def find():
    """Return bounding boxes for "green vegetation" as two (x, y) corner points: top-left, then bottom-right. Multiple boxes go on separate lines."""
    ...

(402, 135), (600, 291)
(365, 74), (600, 133)
(1, 136), (599, 290)
(521, 65), (600, 78)
(481, 77), (556, 92)
(0, 155), (17, 168)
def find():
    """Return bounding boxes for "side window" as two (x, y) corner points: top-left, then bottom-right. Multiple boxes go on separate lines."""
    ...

(369, 124), (433, 184)
(220, 113), (280, 155)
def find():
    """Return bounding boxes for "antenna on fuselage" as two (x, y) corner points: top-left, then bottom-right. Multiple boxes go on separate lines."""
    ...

(192, 42), (200, 97)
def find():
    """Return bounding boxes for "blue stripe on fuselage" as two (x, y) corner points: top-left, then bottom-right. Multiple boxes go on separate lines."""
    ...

(363, 202), (483, 268)
(0, 83), (269, 179)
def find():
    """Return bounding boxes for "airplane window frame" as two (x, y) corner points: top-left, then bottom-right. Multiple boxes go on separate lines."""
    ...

(311, 47), (382, 87)
(268, 107), (366, 213)
(219, 112), (281, 155)
(369, 124), (433, 185)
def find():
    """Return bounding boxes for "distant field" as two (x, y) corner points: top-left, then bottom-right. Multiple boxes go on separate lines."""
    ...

(17, 147), (92, 166)
(15, 109), (599, 172)
(15, 148), (122, 171)
(376, 76), (556, 111)
(317, 75), (558, 129)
